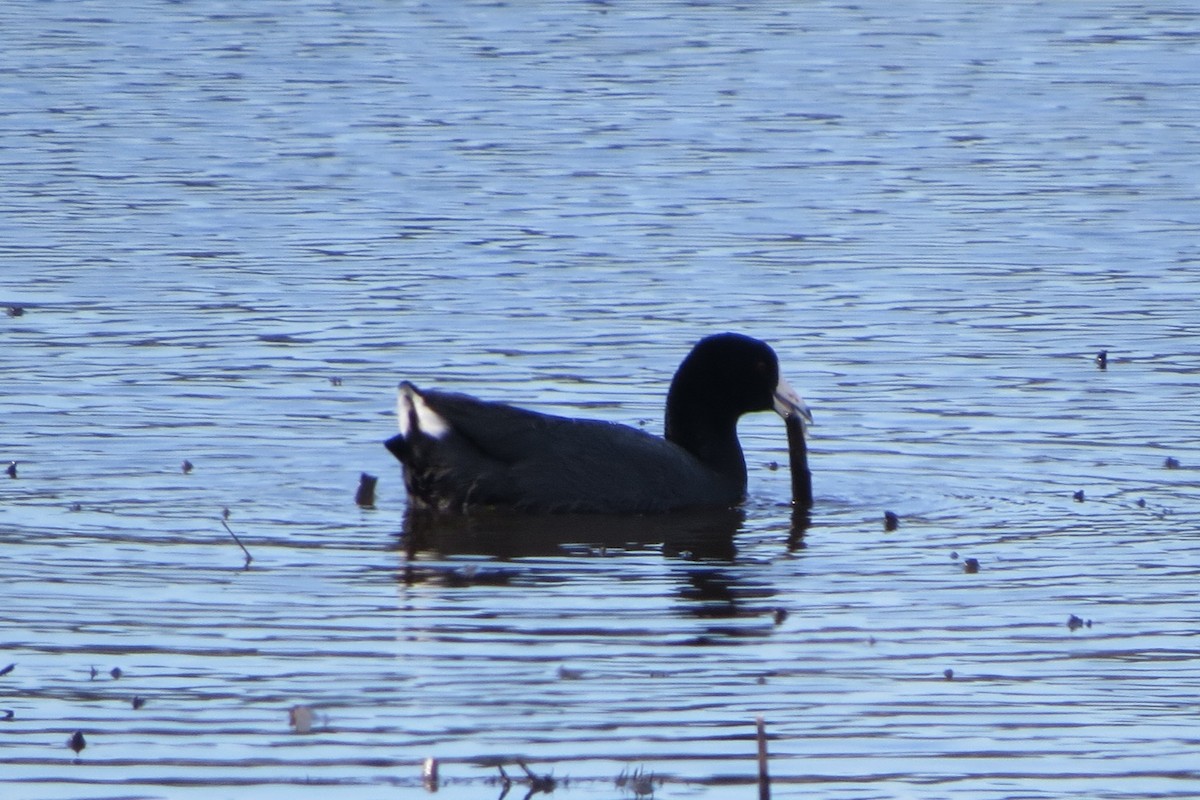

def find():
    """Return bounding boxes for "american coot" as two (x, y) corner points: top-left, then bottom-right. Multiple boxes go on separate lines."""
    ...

(384, 333), (811, 514)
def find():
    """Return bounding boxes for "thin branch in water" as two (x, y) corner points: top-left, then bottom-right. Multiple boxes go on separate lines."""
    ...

(516, 761), (556, 797)
(221, 514), (252, 566)
(756, 716), (770, 800)
(496, 764), (512, 800)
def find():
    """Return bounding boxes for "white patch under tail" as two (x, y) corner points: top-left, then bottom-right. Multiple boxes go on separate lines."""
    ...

(397, 382), (451, 439)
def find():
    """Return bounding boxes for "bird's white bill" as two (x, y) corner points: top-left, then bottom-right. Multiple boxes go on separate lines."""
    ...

(773, 376), (812, 430)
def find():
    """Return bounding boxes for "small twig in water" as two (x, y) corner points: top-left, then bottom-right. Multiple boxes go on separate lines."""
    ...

(496, 764), (512, 799)
(756, 716), (770, 800)
(617, 765), (656, 798)
(517, 761), (556, 796)
(221, 514), (253, 565)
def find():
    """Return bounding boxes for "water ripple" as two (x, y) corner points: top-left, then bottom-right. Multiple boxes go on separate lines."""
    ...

(5, 0), (1200, 797)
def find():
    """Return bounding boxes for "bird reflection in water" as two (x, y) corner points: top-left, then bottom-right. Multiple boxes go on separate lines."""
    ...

(397, 506), (746, 562)
(395, 505), (812, 629)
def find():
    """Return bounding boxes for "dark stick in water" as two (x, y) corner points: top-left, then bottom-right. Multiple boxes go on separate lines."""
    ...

(756, 716), (771, 800)
(785, 413), (812, 509)
(221, 516), (253, 567)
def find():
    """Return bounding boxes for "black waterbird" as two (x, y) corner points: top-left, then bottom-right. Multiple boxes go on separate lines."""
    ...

(385, 333), (812, 514)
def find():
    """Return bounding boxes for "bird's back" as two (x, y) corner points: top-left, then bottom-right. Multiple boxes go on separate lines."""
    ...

(386, 386), (740, 514)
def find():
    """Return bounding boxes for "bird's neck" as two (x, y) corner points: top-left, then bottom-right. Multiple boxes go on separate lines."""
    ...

(665, 405), (748, 493)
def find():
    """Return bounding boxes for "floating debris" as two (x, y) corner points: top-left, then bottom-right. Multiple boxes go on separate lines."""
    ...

(6, 306), (24, 317)
(422, 757), (439, 791)
(633, 769), (656, 798)
(617, 765), (657, 798)
(1095, 350), (1108, 370)
(68, 731), (86, 755)
(355, 472), (378, 508)
(963, 558), (980, 574)
(289, 705), (314, 734)
(883, 510), (899, 532)
(518, 761), (556, 796)
(0, 663), (13, 677)
(557, 665), (584, 681)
